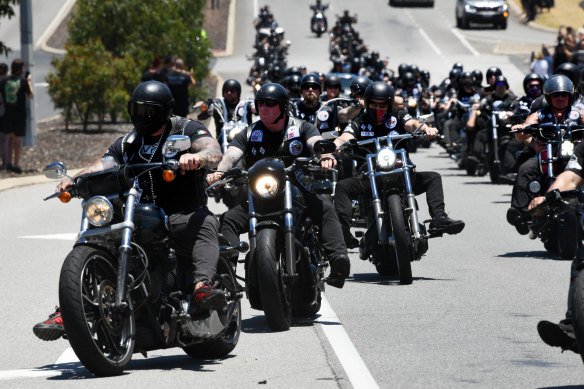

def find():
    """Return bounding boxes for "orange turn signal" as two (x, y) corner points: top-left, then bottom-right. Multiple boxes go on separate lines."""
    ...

(201, 103), (209, 111)
(59, 192), (72, 203)
(163, 170), (176, 182)
(503, 11), (508, 17)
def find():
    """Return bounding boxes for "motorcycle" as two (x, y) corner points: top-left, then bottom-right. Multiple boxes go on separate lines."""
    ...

(511, 123), (584, 259)
(42, 135), (245, 376)
(310, 6), (328, 37)
(338, 115), (435, 284)
(207, 141), (337, 331)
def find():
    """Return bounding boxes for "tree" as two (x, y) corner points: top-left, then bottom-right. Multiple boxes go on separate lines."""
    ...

(0, 0), (20, 57)
(47, 0), (211, 128)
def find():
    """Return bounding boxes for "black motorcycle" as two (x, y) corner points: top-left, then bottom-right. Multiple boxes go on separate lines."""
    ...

(207, 142), (336, 331)
(340, 117), (435, 285)
(511, 123), (584, 259)
(310, 5), (328, 37)
(43, 135), (244, 376)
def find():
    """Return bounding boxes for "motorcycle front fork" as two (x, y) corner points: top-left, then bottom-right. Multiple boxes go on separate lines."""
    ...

(115, 187), (139, 312)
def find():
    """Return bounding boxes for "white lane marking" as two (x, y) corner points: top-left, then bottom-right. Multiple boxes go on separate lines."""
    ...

(318, 295), (379, 389)
(0, 348), (81, 381)
(35, 82), (49, 87)
(20, 233), (77, 240)
(450, 27), (480, 56)
(418, 27), (442, 56)
(35, 0), (77, 49)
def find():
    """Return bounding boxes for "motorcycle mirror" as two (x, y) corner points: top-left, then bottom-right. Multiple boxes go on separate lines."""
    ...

(418, 113), (435, 124)
(44, 161), (67, 179)
(313, 139), (336, 154)
(162, 135), (192, 159)
(321, 131), (338, 140)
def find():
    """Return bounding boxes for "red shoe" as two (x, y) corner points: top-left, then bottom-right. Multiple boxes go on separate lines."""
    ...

(192, 280), (226, 311)
(33, 307), (65, 341)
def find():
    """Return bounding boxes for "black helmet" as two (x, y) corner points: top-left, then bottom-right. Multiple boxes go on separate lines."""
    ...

(522, 72), (545, 94)
(350, 75), (372, 97)
(128, 81), (174, 137)
(285, 66), (303, 76)
(555, 62), (582, 90)
(398, 63), (408, 77)
(494, 75), (509, 89)
(543, 74), (574, 107)
(364, 82), (394, 110)
(486, 66), (502, 80)
(222, 79), (241, 96)
(401, 72), (417, 88)
(300, 73), (322, 92)
(449, 68), (461, 80)
(460, 71), (474, 87)
(420, 69), (430, 84)
(472, 69), (483, 86)
(324, 74), (342, 89)
(254, 83), (289, 120)
(452, 62), (464, 71)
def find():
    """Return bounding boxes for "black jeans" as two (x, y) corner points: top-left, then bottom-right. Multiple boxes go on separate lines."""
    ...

(334, 171), (446, 237)
(219, 192), (347, 263)
(169, 207), (219, 288)
(510, 157), (541, 212)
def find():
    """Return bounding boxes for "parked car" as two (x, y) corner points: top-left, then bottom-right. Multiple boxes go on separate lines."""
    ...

(389, 0), (434, 7)
(455, 0), (509, 29)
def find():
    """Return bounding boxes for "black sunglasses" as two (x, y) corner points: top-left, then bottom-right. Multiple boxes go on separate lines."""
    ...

(257, 100), (278, 107)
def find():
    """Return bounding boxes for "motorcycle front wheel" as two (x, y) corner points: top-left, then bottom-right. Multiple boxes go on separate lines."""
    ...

(183, 257), (242, 358)
(387, 194), (413, 285)
(571, 269), (584, 364)
(557, 212), (578, 260)
(59, 245), (135, 376)
(254, 228), (292, 331)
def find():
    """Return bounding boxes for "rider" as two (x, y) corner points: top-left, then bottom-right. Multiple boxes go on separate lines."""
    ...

(293, 73), (336, 133)
(322, 74), (343, 101)
(197, 79), (253, 142)
(333, 82), (466, 248)
(507, 74), (584, 234)
(484, 66), (503, 95)
(529, 142), (584, 354)
(33, 81), (225, 341)
(337, 75), (372, 125)
(206, 83), (351, 288)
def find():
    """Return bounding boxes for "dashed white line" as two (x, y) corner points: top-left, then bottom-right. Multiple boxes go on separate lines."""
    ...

(318, 295), (379, 389)
(450, 27), (481, 56)
(419, 27), (443, 56)
(19, 233), (77, 240)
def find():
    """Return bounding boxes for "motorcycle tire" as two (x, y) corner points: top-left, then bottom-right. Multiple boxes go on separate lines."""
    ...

(183, 257), (242, 358)
(292, 247), (321, 318)
(557, 212), (578, 261)
(374, 244), (399, 276)
(571, 269), (584, 364)
(254, 228), (292, 331)
(59, 245), (135, 377)
(387, 194), (413, 285)
(489, 160), (500, 184)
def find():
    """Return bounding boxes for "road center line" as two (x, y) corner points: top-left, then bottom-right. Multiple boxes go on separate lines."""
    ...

(450, 27), (480, 56)
(318, 295), (379, 389)
(0, 348), (81, 381)
(418, 27), (442, 56)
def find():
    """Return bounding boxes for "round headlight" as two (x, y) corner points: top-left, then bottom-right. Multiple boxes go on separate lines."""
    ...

(376, 148), (397, 170)
(561, 140), (574, 158)
(84, 196), (114, 227)
(253, 174), (279, 198)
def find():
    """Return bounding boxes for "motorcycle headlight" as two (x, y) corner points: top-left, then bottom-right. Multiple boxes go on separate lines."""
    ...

(376, 148), (397, 170)
(561, 140), (575, 157)
(84, 196), (114, 227)
(253, 174), (279, 198)
(407, 97), (417, 108)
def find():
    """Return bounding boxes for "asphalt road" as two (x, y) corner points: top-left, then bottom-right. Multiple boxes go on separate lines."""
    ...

(2, 0), (584, 388)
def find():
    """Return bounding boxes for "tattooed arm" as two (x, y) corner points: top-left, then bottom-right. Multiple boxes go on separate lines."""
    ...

(178, 136), (222, 173)
(206, 146), (245, 184)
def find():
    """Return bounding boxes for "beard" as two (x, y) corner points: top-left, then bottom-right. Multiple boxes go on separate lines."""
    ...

(303, 92), (319, 107)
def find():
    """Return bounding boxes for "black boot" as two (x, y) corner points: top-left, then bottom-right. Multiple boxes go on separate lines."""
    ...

(537, 319), (579, 353)
(326, 254), (351, 289)
(429, 215), (465, 235)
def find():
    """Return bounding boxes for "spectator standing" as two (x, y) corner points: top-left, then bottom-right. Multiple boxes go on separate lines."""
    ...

(530, 51), (550, 77)
(0, 62), (8, 169)
(167, 58), (196, 117)
(141, 55), (163, 82)
(0, 59), (32, 174)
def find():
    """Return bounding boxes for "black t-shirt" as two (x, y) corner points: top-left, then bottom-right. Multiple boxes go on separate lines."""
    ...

(103, 118), (212, 214)
(230, 116), (320, 168)
(167, 70), (191, 116)
(0, 75), (31, 120)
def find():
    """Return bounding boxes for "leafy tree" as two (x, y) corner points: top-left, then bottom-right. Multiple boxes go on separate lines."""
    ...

(47, 0), (211, 128)
(47, 39), (138, 131)
(0, 0), (20, 57)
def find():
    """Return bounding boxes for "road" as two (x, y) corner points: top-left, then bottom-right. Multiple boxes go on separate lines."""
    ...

(2, 0), (584, 388)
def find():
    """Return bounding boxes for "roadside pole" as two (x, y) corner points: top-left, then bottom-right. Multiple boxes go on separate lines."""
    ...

(21, 0), (36, 146)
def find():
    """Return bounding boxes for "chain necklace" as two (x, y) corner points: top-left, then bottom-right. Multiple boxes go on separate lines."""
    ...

(138, 128), (166, 204)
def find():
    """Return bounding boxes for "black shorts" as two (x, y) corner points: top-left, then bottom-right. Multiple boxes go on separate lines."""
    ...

(4, 117), (26, 136)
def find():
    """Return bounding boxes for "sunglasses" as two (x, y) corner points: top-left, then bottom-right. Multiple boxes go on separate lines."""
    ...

(495, 82), (507, 87)
(551, 92), (570, 98)
(257, 100), (279, 107)
(301, 84), (320, 91)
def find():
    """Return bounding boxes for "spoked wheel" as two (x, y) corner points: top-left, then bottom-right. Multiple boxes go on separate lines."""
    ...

(183, 257), (242, 358)
(254, 228), (292, 331)
(571, 270), (584, 364)
(59, 246), (135, 377)
(387, 194), (413, 285)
